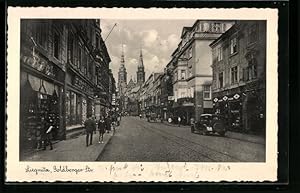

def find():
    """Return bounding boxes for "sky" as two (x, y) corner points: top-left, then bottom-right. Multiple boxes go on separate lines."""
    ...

(100, 19), (195, 84)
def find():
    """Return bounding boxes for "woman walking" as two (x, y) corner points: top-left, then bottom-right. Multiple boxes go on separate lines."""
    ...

(98, 116), (106, 144)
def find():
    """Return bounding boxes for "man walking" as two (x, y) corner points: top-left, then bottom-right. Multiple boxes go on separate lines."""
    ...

(84, 116), (96, 147)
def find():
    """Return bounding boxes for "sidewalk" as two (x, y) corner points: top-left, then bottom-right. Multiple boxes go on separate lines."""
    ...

(24, 131), (114, 161)
(163, 121), (265, 145)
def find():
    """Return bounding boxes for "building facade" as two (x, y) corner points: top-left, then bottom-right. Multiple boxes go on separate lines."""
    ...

(169, 20), (235, 123)
(20, 19), (112, 157)
(210, 21), (266, 133)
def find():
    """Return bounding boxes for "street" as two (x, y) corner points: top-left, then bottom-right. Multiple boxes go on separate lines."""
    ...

(97, 116), (265, 162)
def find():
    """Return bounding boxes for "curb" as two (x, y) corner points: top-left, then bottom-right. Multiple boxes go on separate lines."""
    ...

(95, 131), (115, 161)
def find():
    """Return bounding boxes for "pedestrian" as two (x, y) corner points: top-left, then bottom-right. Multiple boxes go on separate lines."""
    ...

(106, 115), (111, 133)
(178, 116), (181, 127)
(84, 116), (96, 147)
(41, 116), (53, 150)
(98, 116), (106, 144)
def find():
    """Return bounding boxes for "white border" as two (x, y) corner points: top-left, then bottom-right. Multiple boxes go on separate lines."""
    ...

(6, 7), (278, 182)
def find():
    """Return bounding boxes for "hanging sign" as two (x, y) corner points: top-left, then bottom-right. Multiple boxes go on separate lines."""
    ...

(233, 94), (240, 99)
(213, 98), (218, 103)
(223, 96), (228, 101)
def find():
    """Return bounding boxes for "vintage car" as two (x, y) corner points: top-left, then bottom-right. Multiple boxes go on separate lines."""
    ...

(147, 113), (163, 122)
(190, 114), (226, 136)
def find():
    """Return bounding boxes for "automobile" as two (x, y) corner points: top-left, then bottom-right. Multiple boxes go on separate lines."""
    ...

(147, 113), (158, 122)
(190, 114), (226, 136)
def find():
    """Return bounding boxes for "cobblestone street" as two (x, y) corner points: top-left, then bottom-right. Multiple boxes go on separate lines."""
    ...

(97, 117), (265, 162)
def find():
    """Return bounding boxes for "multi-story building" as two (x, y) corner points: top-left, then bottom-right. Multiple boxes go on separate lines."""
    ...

(170, 20), (235, 123)
(210, 21), (266, 133)
(160, 67), (174, 120)
(19, 19), (112, 157)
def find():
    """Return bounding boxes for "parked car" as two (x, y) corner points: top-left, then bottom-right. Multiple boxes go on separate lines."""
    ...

(147, 113), (160, 122)
(191, 114), (226, 136)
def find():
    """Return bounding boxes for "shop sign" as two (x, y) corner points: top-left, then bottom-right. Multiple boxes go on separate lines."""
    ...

(73, 76), (93, 94)
(168, 96), (174, 101)
(21, 53), (55, 77)
(228, 97), (234, 101)
(233, 94), (240, 99)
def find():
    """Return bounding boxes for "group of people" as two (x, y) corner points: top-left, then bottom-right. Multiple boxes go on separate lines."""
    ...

(84, 114), (119, 147)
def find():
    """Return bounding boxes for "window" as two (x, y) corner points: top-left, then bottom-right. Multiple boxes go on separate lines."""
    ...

(68, 34), (74, 64)
(203, 85), (211, 100)
(217, 47), (223, 61)
(247, 55), (258, 80)
(212, 23), (222, 33)
(181, 92), (186, 98)
(218, 72), (224, 88)
(36, 23), (47, 48)
(77, 46), (82, 69)
(189, 66), (193, 78)
(53, 32), (60, 60)
(96, 35), (99, 49)
(248, 24), (258, 44)
(181, 70), (186, 80)
(230, 37), (237, 54)
(188, 47), (193, 58)
(222, 24), (227, 32)
(231, 66), (238, 84)
(200, 23), (204, 32)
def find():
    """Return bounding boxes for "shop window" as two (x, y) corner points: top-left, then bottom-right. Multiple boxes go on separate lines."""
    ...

(53, 32), (61, 60)
(248, 24), (258, 44)
(218, 72), (224, 88)
(70, 92), (76, 125)
(203, 85), (211, 100)
(230, 37), (237, 55)
(65, 91), (71, 126)
(217, 47), (223, 61)
(231, 66), (238, 84)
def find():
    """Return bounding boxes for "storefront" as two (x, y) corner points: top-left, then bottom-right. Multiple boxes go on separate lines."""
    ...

(65, 72), (95, 130)
(213, 93), (243, 131)
(20, 51), (65, 156)
(213, 87), (265, 134)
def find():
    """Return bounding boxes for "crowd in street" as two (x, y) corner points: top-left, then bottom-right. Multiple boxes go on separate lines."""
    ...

(84, 113), (121, 147)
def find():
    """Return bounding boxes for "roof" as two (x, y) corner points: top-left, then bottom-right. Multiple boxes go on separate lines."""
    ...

(181, 27), (192, 38)
(209, 23), (237, 48)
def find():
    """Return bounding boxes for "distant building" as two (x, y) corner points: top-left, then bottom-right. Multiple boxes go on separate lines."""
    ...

(210, 21), (266, 133)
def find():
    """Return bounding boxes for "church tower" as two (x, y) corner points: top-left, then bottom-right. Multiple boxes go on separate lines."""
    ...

(118, 45), (127, 95)
(136, 48), (145, 85)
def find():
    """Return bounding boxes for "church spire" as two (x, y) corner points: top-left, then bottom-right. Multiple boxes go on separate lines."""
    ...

(138, 47), (144, 68)
(121, 44), (125, 65)
(137, 46), (145, 85)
